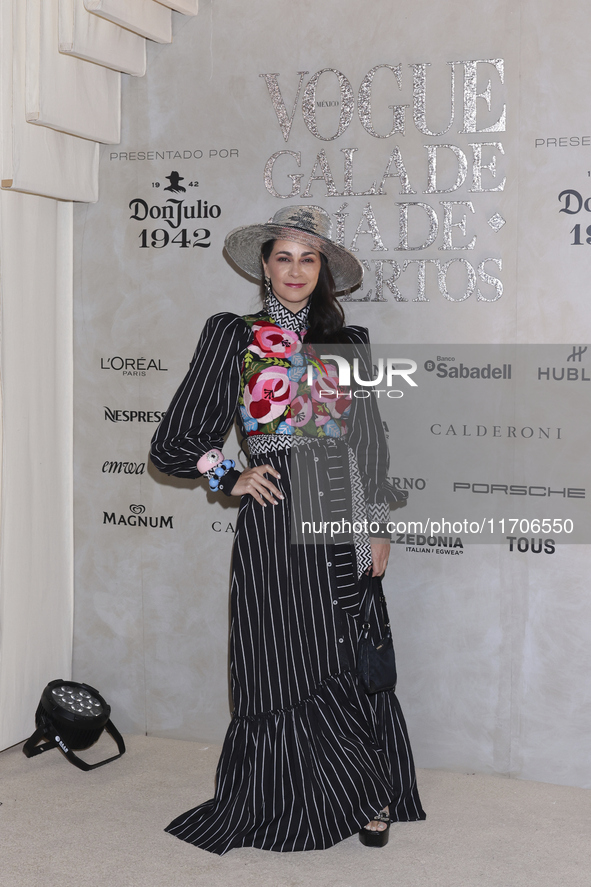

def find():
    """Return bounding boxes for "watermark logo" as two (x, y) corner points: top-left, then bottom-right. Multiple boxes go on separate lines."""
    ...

(308, 355), (417, 398)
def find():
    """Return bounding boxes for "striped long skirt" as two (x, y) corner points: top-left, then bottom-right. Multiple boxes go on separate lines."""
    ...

(165, 436), (425, 854)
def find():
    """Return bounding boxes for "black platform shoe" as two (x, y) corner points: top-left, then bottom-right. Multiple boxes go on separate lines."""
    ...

(359, 809), (390, 847)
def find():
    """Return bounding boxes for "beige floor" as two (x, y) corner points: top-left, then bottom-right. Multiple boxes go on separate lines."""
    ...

(1, 734), (590, 887)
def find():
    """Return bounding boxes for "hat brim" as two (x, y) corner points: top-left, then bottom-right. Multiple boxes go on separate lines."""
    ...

(224, 223), (363, 293)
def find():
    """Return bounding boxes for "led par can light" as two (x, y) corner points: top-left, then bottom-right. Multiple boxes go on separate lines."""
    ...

(23, 680), (126, 771)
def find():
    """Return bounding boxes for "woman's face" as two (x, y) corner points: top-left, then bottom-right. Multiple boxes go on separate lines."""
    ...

(262, 239), (322, 312)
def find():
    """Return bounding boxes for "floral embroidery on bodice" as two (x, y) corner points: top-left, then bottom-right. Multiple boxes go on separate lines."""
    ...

(238, 293), (351, 439)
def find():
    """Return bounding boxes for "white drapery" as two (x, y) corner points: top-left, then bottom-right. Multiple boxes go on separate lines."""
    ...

(0, 0), (197, 751)
(59, 0), (147, 76)
(0, 191), (73, 750)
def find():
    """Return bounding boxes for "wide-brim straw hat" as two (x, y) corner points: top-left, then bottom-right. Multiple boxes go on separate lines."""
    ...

(224, 205), (363, 293)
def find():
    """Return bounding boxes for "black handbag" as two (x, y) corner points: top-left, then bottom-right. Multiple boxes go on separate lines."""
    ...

(356, 574), (397, 694)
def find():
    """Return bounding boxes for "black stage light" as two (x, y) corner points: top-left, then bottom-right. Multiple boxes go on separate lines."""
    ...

(23, 679), (126, 771)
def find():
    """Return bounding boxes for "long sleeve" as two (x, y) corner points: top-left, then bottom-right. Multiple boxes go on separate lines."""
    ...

(150, 313), (251, 478)
(343, 326), (392, 522)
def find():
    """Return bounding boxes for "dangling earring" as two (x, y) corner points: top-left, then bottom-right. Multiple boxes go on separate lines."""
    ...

(264, 276), (273, 313)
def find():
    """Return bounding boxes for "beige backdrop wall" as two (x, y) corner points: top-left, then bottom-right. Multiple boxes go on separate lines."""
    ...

(73, 0), (591, 787)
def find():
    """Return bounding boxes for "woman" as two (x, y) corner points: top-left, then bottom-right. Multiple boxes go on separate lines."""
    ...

(150, 205), (425, 854)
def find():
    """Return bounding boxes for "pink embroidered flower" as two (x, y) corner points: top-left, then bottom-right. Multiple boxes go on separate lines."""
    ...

(249, 321), (301, 359)
(286, 393), (313, 427)
(307, 362), (351, 417)
(243, 366), (297, 422)
(314, 411), (331, 427)
(327, 392), (352, 419)
(309, 363), (340, 402)
(310, 397), (330, 427)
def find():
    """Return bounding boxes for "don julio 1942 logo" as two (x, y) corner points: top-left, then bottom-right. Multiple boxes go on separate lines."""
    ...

(128, 179), (222, 250)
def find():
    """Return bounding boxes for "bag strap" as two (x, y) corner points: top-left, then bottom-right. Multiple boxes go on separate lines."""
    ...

(360, 571), (373, 629)
(360, 573), (391, 636)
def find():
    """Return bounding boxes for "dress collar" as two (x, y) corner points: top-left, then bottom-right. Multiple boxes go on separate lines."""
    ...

(265, 290), (310, 332)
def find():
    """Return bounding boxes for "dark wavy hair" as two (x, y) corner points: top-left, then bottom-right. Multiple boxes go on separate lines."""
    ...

(261, 239), (348, 344)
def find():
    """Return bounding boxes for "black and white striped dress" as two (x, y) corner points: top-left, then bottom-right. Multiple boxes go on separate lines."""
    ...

(150, 297), (425, 855)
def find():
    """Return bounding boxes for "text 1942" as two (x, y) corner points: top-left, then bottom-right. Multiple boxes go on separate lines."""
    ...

(139, 228), (210, 248)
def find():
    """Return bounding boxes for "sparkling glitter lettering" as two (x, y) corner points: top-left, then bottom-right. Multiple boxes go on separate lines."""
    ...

(301, 150), (340, 197)
(258, 60), (507, 307)
(264, 151), (303, 198)
(358, 64), (407, 139)
(349, 203), (388, 252)
(458, 60), (506, 133)
(332, 203), (349, 246)
(412, 63), (455, 137)
(260, 72), (309, 142)
(406, 260), (430, 302)
(341, 148), (377, 196)
(373, 259), (406, 302)
(302, 69), (355, 141)
(377, 146), (417, 195)
(439, 201), (476, 250)
(396, 202), (439, 250)
(425, 144), (468, 193)
(477, 258), (503, 301)
(435, 258), (476, 301)
(469, 142), (506, 192)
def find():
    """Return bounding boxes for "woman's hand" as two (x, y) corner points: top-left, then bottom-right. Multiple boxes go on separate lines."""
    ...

(369, 538), (390, 576)
(231, 464), (284, 506)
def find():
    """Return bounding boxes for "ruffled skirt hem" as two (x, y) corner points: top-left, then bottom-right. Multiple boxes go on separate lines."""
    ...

(165, 670), (425, 855)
